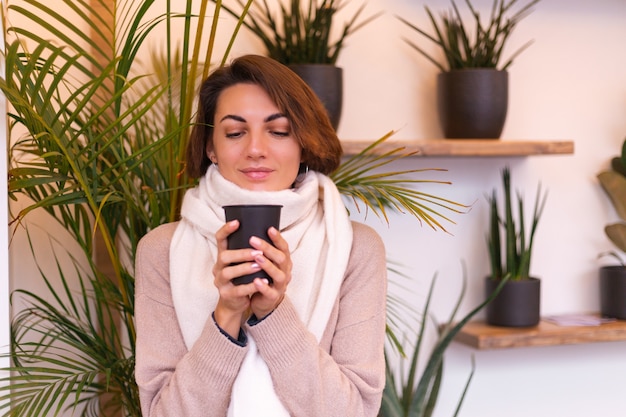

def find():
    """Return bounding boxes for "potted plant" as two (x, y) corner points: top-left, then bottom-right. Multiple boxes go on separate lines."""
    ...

(216, 0), (382, 129)
(597, 138), (626, 319)
(398, 0), (540, 139)
(1, 1), (466, 414)
(485, 167), (547, 327)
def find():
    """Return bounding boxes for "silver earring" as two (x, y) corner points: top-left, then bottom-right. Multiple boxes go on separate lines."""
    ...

(295, 164), (309, 184)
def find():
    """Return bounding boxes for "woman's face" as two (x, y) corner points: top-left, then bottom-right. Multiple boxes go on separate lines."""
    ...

(208, 83), (302, 191)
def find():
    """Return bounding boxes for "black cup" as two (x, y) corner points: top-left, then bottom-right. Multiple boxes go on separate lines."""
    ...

(223, 204), (282, 285)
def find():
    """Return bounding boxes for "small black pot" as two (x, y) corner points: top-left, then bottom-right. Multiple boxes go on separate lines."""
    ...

(437, 69), (508, 139)
(289, 64), (343, 130)
(485, 277), (541, 327)
(599, 265), (626, 319)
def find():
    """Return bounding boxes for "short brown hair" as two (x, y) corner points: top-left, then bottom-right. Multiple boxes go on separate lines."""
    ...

(186, 55), (342, 178)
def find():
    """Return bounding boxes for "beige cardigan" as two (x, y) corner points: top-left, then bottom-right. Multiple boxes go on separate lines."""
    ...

(134, 221), (386, 417)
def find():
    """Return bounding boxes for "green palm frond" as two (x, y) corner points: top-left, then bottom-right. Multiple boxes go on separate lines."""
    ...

(332, 133), (468, 232)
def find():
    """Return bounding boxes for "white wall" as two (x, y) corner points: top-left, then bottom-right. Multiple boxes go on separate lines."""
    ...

(7, 0), (626, 416)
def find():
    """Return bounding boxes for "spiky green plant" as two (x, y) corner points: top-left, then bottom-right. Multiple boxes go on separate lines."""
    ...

(2, 0), (466, 415)
(379, 266), (508, 417)
(397, 0), (540, 72)
(487, 167), (547, 281)
(216, 0), (382, 64)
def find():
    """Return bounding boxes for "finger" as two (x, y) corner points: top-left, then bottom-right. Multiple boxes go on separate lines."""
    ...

(266, 226), (289, 253)
(249, 236), (290, 282)
(215, 220), (239, 251)
(219, 277), (261, 300)
(231, 281), (260, 297)
(217, 249), (263, 270)
(215, 257), (263, 286)
(250, 278), (284, 318)
(250, 251), (291, 292)
(249, 235), (286, 265)
(253, 278), (274, 296)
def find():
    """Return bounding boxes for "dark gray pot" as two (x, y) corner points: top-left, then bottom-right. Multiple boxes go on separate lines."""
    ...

(485, 277), (541, 327)
(600, 265), (626, 319)
(437, 69), (508, 139)
(289, 64), (342, 130)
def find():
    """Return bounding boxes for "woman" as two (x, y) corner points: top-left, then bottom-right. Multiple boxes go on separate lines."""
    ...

(134, 54), (386, 417)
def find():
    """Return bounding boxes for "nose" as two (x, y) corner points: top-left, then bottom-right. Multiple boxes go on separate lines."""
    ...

(245, 130), (268, 159)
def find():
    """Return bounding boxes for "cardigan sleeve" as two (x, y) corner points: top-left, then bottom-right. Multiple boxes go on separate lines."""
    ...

(134, 223), (248, 417)
(247, 222), (387, 417)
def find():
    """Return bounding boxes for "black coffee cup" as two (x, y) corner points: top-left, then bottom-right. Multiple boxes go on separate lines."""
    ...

(223, 204), (282, 285)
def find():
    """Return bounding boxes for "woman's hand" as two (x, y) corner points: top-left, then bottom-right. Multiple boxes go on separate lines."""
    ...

(213, 219), (263, 338)
(248, 226), (292, 319)
(212, 222), (291, 337)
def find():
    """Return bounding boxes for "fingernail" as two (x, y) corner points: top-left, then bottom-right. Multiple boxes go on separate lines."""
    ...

(250, 236), (261, 246)
(262, 278), (269, 285)
(251, 250), (263, 257)
(251, 263), (260, 270)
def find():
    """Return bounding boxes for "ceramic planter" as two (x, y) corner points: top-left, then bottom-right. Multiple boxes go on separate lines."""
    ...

(485, 276), (541, 327)
(437, 69), (508, 139)
(289, 64), (343, 130)
(599, 265), (626, 319)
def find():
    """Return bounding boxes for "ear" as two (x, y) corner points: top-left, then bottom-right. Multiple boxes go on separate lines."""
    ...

(206, 144), (216, 164)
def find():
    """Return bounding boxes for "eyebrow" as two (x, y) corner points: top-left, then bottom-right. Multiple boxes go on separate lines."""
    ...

(219, 113), (287, 123)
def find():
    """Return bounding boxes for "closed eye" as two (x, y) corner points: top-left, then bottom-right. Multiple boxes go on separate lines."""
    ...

(270, 130), (290, 137)
(225, 130), (245, 139)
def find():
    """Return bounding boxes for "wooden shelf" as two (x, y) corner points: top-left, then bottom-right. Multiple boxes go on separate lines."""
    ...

(453, 317), (626, 350)
(341, 139), (574, 157)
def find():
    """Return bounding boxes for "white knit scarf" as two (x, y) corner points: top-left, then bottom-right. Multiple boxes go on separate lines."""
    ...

(170, 165), (353, 416)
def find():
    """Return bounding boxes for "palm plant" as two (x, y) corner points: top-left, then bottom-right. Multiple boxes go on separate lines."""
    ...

(1, 0), (251, 414)
(397, 0), (540, 72)
(487, 167), (547, 281)
(2, 0), (465, 415)
(216, 0), (381, 65)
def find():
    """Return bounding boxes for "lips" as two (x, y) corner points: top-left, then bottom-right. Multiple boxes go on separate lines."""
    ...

(240, 167), (273, 180)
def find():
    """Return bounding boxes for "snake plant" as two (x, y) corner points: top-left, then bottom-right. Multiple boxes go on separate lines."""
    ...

(398, 0), (540, 72)
(487, 167), (547, 281)
(215, 0), (382, 65)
